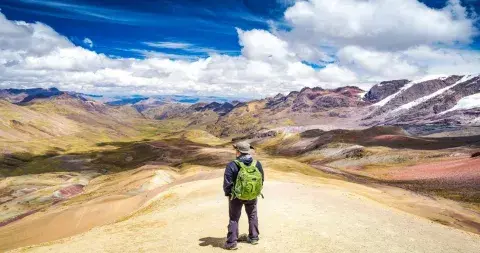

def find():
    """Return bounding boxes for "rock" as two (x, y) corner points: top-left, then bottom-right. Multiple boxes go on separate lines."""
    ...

(317, 145), (366, 159)
(232, 130), (278, 142)
(194, 102), (234, 116)
(344, 146), (366, 159)
(9, 120), (23, 127)
(53, 184), (84, 199)
(471, 152), (480, 158)
(364, 79), (410, 103)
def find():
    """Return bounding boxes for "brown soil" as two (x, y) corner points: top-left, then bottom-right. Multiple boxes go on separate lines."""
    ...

(387, 157), (480, 182)
(9, 173), (480, 253)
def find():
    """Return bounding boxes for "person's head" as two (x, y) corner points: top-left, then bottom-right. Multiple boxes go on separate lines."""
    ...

(233, 141), (252, 157)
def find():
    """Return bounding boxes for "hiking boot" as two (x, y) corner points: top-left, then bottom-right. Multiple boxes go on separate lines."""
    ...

(247, 237), (259, 245)
(224, 243), (238, 250)
(238, 234), (259, 245)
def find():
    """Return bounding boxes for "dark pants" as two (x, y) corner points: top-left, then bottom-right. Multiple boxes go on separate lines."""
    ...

(225, 198), (259, 247)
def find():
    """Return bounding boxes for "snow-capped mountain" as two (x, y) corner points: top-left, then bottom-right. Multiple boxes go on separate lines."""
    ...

(363, 74), (480, 126)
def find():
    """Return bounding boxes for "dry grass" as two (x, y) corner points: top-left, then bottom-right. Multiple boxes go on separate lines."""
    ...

(261, 157), (338, 179)
(169, 130), (228, 146)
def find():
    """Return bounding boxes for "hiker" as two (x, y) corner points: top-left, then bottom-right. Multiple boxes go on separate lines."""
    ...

(223, 141), (264, 250)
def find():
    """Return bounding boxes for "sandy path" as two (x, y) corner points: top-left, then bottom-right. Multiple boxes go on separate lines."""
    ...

(13, 177), (480, 253)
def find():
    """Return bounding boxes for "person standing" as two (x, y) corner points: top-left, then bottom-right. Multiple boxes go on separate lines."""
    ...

(223, 141), (264, 250)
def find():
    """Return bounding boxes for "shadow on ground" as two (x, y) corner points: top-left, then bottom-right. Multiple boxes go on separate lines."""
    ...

(199, 237), (225, 248)
(0, 138), (233, 177)
(271, 127), (480, 156)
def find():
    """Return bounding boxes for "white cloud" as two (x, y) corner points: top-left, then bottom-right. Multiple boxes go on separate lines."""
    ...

(237, 28), (294, 62)
(283, 0), (477, 50)
(0, 15), (72, 56)
(403, 46), (480, 75)
(336, 46), (420, 79)
(317, 65), (358, 84)
(143, 40), (237, 55)
(276, 0), (480, 84)
(0, 12), (323, 97)
(83, 37), (93, 48)
(1, 0), (480, 98)
(332, 45), (480, 81)
(143, 41), (191, 49)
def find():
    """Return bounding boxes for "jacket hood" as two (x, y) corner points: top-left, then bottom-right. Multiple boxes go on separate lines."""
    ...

(237, 154), (254, 165)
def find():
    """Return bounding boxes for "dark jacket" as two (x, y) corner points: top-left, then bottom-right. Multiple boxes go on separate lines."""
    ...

(223, 154), (264, 196)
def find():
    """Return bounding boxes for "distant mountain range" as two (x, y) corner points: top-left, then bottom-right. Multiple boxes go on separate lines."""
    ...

(1, 74), (479, 140)
(102, 94), (237, 108)
(0, 88), (87, 104)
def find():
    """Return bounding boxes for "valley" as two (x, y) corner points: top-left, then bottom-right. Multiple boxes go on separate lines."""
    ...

(1, 75), (480, 252)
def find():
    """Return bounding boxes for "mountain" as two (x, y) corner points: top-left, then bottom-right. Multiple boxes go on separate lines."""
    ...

(132, 98), (166, 112)
(140, 101), (237, 131)
(363, 79), (410, 103)
(363, 74), (480, 127)
(131, 73), (480, 137)
(0, 87), (66, 104)
(266, 86), (368, 112)
(0, 92), (160, 155)
(106, 96), (148, 106)
(100, 94), (238, 109)
(2, 73), (480, 144)
(193, 101), (235, 116)
(207, 86), (369, 137)
(3, 76), (480, 252)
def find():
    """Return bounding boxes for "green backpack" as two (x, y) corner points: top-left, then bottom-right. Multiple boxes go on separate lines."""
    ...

(232, 159), (263, 200)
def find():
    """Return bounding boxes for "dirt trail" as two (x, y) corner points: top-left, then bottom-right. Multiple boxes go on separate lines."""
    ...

(11, 172), (480, 253)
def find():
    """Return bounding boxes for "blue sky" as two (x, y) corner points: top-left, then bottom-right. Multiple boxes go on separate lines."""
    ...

(0, 0), (292, 58)
(0, 0), (479, 97)
(2, 0), (477, 59)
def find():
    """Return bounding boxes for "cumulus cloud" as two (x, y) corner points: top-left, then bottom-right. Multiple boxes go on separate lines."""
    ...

(283, 0), (477, 50)
(331, 45), (480, 81)
(0, 0), (480, 98)
(0, 15), (72, 56)
(83, 37), (93, 48)
(0, 12), (323, 97)
(277, 0), (480, 84)
(317, 65), (358, 84)
(237, 28), (294, 62)
(403, 46), (480, 75)
(336, 46), (420, 79)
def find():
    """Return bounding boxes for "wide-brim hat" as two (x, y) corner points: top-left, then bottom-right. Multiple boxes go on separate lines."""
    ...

(233, 141), (253, 154)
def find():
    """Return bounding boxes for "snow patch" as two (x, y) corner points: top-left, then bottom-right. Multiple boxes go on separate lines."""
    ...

(470, 116), (480, 125)
(372, 74), (449, 107)
(358, 91), (367, 100)
(391, 75), (473, 113)
(442, 92), (480, 114)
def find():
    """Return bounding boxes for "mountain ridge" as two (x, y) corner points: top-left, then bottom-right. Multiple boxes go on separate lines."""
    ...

(2, 73), (480, 139)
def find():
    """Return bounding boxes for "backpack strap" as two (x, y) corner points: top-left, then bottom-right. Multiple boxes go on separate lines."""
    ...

(233, 160), (243, 172)
(233, 159), (242, 167)
(234, 159), (257, 171)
